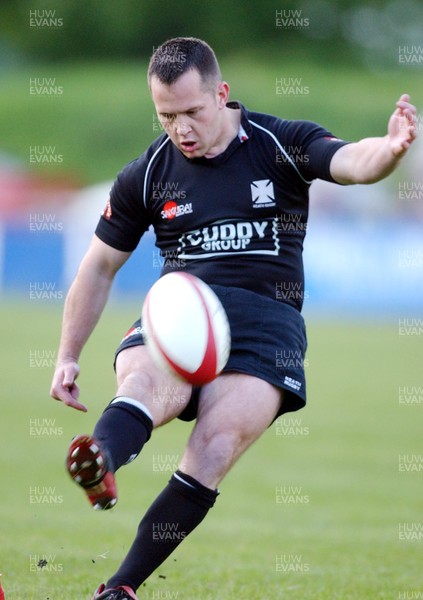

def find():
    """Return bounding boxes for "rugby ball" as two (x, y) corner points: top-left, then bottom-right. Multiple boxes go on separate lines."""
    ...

(141, 272), (231, 385)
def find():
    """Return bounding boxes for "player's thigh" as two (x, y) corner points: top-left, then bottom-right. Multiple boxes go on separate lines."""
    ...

(197, 372), (282, 437)
(115, 345), (192, 425)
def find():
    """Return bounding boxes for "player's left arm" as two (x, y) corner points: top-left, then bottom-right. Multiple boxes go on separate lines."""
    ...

(330, 94), (417, 185)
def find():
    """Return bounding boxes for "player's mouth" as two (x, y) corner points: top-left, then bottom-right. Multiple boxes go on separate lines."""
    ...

(180, 140), (199, 153)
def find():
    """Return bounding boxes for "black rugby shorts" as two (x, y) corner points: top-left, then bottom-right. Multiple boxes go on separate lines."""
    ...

(114, 285), (307, 420)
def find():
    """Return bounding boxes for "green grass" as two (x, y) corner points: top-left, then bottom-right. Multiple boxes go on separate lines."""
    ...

(0, 55), (421, 184)
(0, 300), (422, 599)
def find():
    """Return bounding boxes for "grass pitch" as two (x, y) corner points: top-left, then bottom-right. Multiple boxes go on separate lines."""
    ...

(0, 300), (422, 599)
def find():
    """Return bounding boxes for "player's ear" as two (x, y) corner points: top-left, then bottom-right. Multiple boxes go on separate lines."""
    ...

(216, 81), (230, 109)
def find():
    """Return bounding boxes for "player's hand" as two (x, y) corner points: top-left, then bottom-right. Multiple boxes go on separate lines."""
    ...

(50, 361), (87, 412)
(387, 94), (418, 157)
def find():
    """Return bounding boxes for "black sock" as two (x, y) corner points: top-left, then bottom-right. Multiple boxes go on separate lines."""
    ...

(93, 397), (153, 472)
(106, 470), (219, 591)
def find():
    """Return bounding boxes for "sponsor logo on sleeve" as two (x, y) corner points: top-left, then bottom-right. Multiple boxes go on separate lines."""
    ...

(102, 197), (112, 220)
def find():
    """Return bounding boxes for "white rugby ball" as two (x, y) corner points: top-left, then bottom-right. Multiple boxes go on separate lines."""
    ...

(141, 272), (231, 385)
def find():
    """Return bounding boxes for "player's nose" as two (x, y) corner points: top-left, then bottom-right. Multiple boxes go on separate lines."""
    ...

(175, 121), (191, 136)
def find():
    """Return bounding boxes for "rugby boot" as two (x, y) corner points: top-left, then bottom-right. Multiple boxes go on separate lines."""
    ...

(66, 434), (117, 510)
(92, 583), (139, 599)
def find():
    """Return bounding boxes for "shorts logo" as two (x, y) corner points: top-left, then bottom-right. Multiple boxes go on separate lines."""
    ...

(161, 201), (193, 220)
(284, 376), (302, 391)
(251, 179), (276, 208)
(121, 325), (143, 343)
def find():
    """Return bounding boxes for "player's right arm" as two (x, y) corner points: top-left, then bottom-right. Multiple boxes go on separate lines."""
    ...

(50, 234), (132, 412)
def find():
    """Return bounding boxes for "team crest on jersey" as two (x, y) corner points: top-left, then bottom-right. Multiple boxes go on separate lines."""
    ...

(161, 200), (193, 220)
(250, 179), (276, 208)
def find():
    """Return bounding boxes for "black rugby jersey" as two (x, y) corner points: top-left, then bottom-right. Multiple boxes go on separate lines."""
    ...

(96, 102), (349, 311)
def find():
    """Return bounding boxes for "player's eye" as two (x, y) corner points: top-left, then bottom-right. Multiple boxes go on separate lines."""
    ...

(186, 108), (201, 117)
(161, 113), (176, 121)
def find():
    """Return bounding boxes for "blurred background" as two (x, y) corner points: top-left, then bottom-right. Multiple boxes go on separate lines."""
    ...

(0, 0), (422, 316)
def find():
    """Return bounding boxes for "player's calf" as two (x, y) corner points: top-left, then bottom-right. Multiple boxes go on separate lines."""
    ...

(66, 397), (154, 510)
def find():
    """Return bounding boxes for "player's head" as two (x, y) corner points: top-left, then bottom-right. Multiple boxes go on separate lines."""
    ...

(148, 37), (232, 159)
(147, 37), (222, 93)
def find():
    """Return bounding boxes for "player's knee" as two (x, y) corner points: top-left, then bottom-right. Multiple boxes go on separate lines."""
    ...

(116, 367), (152, 392)
(115, 346), (155, 389)
(115, 347), (192, 424)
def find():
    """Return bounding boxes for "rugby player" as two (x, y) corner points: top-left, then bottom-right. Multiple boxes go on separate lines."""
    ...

(50, 37), (417, 599)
